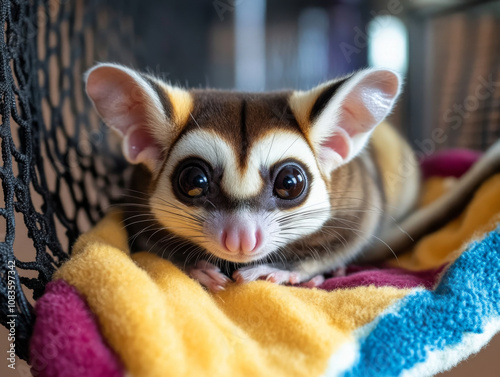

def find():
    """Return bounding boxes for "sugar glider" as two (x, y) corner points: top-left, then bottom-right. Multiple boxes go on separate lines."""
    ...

(85, 63), (499, 292)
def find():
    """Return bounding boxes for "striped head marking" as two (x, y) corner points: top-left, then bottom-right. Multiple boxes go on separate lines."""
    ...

(86, 64), (401, 264)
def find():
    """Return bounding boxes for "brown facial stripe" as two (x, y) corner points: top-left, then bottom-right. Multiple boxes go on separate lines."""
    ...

(308, 76), (351, 122)
(142, 75), (173, 121)
(168, 90), (303, 171)
(240, 99), (248, 167)
(170, 157), (312, 212)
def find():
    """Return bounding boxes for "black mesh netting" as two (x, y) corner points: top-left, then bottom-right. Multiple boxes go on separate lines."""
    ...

(0, 0), (136, 360)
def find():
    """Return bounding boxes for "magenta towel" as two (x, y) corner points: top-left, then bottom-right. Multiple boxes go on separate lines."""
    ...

(29, 280), (124, 377)
(420, 148), (482, 179)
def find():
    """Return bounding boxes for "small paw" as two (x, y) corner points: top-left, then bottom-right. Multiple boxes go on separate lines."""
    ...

(298, 274), (325, 288)
(187, 260), (230, 292)
(233, 265), (303, 285)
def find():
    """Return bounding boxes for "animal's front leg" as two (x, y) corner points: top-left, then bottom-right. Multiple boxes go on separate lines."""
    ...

(233, 264), (325, 287)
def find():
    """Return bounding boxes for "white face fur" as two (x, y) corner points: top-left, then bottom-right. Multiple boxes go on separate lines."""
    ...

(152, 129), (331, 263)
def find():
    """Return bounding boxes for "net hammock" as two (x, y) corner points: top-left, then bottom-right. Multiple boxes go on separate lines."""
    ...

(0, 0), (136, 360)
(1, 0), (500, 366)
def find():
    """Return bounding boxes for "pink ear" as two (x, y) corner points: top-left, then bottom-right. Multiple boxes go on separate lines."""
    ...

(314, 69), (401, 167)
(85, 64), (165, 170)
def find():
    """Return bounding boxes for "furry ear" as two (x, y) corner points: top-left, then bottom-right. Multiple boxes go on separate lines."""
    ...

(292, 69), (401, 173)
(85, 63), (190, 172)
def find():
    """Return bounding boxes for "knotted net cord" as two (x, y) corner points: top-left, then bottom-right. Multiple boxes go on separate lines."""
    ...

(0, 0), (135, 360)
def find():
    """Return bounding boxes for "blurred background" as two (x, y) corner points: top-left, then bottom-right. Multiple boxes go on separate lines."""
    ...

(1, 0), (500, 375)
(108, 0), (500, 153)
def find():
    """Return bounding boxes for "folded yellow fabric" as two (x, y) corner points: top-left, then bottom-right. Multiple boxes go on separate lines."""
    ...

(55, 210), (409, 377)
(394, 174), (500, 270)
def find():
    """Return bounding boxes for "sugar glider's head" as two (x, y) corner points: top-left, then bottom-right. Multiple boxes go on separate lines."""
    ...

(85, 64), (400, 264)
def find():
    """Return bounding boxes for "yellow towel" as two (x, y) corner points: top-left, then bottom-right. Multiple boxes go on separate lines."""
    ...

(394, 174), (500, 270)
(55, 211), (409, 377)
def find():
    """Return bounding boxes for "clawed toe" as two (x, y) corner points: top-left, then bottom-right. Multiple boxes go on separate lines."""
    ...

(188, 261), (230, 292)
(233, 265), (304, 285)
(298, 274), (325, 288)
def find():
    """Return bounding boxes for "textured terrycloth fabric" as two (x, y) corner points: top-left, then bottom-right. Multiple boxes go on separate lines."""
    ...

(29, 280), (124, 377)
(394, 174), (500, 271)
(319, 265), (443, 291)
(420, 148), (483, 179)
(344, 230), (500, 377)
(47, 210), (410, 377)
(29, 156), (500, 377)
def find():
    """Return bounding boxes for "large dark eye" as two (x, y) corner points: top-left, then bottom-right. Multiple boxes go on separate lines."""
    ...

(178, 165), (209, 198)
(274, 165), (306, 200)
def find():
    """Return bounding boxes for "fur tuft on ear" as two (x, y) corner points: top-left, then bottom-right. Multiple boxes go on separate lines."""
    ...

(85, 63), (190, 172)
(291, 68), (401, 173)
